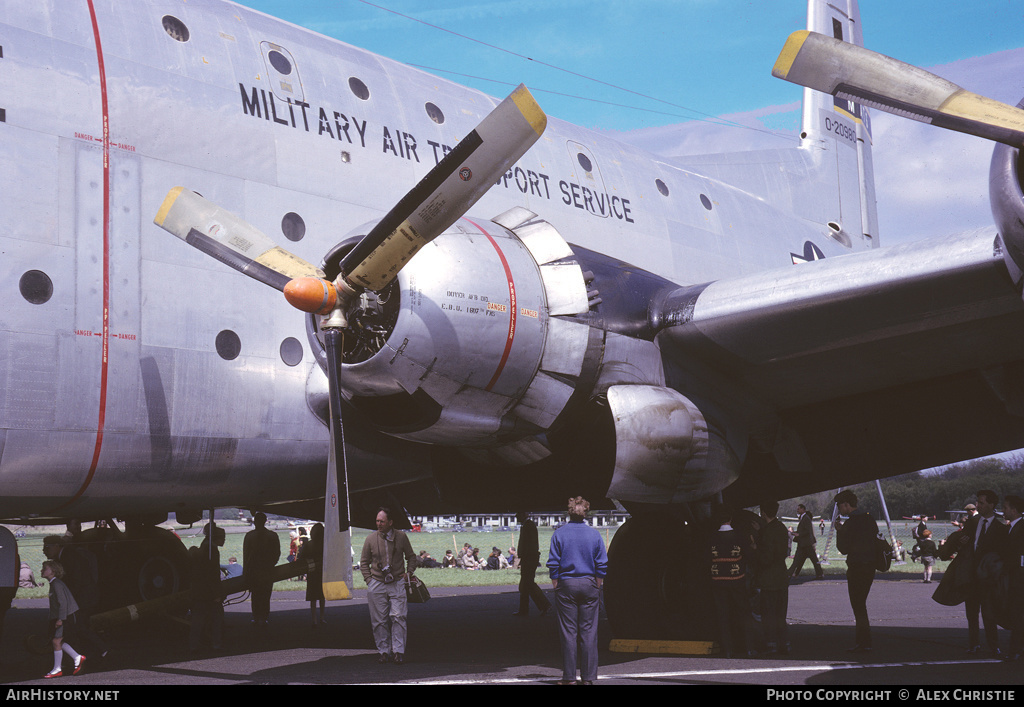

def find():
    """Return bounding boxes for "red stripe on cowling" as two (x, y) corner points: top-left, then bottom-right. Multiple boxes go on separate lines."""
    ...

(463, 218), (517, 392)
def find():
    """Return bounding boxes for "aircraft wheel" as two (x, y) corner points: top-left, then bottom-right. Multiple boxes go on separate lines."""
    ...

(137, 553), (182, 601)
(604, 516), (715, 641)
(92, 525), (190, 609)
(131, 528), (190, 603)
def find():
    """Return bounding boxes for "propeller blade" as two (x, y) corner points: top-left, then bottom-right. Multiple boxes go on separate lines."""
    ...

(773, 30), (1024, 147)
(152, 85), (546, 597)
(154, 187), (324, 290)
(321, 327), (353, 600)
(339, 84), (546, 293)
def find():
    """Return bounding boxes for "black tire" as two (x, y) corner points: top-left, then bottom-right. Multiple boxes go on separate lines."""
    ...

(91, 526), (190, 609)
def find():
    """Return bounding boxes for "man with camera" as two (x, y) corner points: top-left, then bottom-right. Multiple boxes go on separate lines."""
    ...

(360, 507), (418, 664)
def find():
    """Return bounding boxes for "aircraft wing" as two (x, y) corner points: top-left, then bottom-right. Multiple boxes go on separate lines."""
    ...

(656, 227), (1024, 502)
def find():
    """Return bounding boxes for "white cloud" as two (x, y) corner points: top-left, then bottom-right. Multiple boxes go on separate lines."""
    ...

(612, 47), (1024, 248)
(871, 117), (993, 245)
(866, 46), (1024, 245)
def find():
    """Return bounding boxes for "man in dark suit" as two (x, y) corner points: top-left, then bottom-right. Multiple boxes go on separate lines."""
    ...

(1002, 495), (1024, 661)
(513, 511), (550, 617)
(961, 489), (1008, 656)
(789, 504), (824, 579)
(243, 512), (281, 631)
(834, 490), (877, 652)
(759, 500), (791, 654)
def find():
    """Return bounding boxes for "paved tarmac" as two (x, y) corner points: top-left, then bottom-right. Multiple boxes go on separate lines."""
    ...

(1, 572), (1021, 689)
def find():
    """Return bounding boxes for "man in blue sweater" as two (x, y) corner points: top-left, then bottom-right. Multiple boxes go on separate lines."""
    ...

(547, 496), (608, 685)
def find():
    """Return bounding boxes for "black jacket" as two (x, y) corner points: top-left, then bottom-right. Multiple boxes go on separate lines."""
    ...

(836, 510), (876, 566)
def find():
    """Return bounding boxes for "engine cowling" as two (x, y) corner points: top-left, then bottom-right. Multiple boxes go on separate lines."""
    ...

(306, 209), (594, 459)
(605, 385), (740, 505)
(989, 141), (1024, 285)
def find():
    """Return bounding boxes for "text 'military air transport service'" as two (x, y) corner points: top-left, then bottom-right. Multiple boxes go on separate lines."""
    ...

(3, 0), (1024, 638)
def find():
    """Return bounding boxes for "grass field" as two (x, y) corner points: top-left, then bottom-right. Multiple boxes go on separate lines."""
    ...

(6, 518), (956, 601)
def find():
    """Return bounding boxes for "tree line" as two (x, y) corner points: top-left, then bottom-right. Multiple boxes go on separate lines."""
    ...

(779, 455), (1024, 521)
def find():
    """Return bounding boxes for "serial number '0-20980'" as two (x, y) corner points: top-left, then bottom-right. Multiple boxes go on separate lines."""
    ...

(823, 114), (857, 145)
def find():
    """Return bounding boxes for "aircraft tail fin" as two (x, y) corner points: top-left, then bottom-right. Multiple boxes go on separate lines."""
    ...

(799, 0), (879, 247)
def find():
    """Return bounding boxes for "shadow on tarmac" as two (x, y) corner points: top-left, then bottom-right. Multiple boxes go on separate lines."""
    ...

(1, 578), (1021, 686)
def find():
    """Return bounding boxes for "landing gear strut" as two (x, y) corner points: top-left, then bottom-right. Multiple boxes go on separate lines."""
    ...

(604, 516), (715, 641)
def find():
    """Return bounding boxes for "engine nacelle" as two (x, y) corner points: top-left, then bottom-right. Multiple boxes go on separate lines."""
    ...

(605, 385), (740, 505)
(308, 209), (594, 459)
(989, 141), (1024, 285)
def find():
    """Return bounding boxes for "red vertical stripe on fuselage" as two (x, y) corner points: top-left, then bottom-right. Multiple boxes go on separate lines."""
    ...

(58, 0), (110, 510)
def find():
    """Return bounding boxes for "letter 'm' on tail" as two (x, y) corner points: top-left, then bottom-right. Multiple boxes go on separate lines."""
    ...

(797, 0), (879, 247)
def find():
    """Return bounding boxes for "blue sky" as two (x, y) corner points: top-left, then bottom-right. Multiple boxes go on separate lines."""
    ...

(234, 1), (1024, 467)
(237, 0), (1024, 131)
(237, 0), (1024, 246)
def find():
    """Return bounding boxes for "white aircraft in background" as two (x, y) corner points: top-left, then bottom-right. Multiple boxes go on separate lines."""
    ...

(3, 0), (1024, 639)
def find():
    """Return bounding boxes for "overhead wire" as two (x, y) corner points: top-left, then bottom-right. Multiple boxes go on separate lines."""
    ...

(357, 0), (797, 143)
(406, 64), (741, 126)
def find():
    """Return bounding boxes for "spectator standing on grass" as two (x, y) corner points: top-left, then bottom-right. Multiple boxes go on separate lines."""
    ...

(789, 504), (824, 580)
(911, 529), (938, 583)
(243, 512), (281, 632)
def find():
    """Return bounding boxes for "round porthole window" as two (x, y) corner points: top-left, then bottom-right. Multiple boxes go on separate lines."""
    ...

(576, 152), (593, 173)
(425, 102), (445, 124)
(19, 270), (53, 304)
(268, 50), (292, 75)
(216, 330), (241, 361)
(280, 337), (303, 367)
(700, 194), (713, 211)
(348, 77), (370, 101)
(281, 212), (306, 242)
(656, 179), (669, 196)
(162, 16), (190, 43)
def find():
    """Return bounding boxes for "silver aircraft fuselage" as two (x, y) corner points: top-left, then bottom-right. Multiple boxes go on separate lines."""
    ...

(0, 0), (962, 523)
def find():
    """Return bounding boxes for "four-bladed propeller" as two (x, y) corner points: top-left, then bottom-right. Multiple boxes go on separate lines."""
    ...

(773, 30), (1024, 148)
(154, 85), (546, 599)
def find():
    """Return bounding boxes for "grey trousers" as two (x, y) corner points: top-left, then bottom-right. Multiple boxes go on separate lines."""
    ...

(554, 576), (601, 682)
(367, 578), (408, 655)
